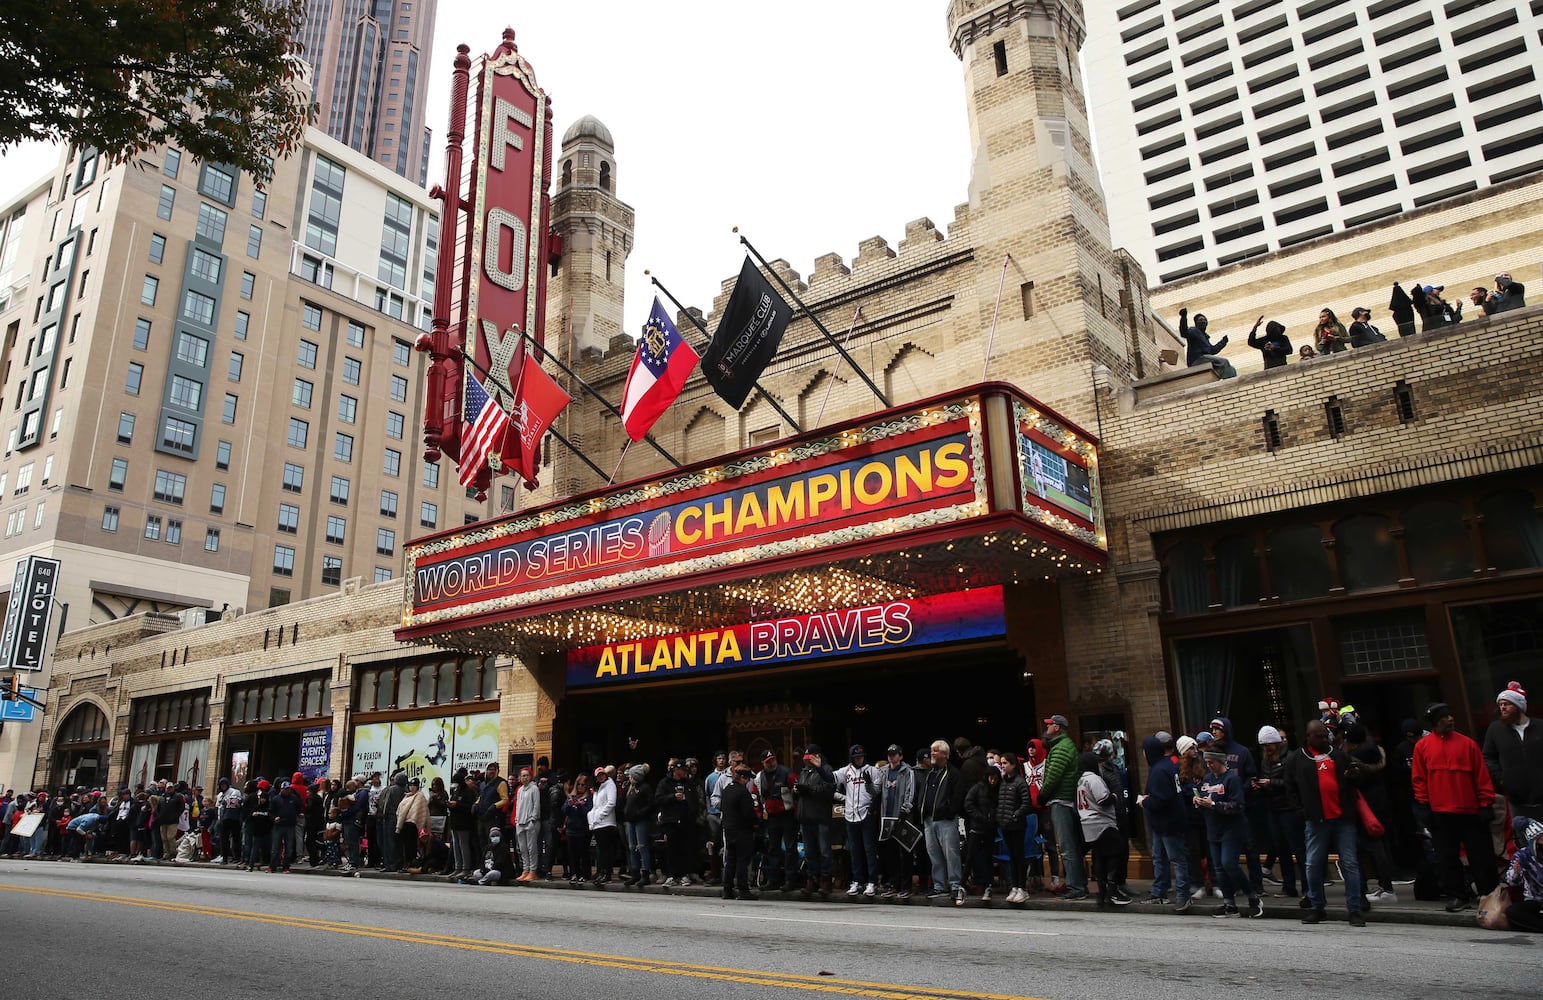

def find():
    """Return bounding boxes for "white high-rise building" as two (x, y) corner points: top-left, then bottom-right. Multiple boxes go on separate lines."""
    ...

(1083, 0), (1543, 283)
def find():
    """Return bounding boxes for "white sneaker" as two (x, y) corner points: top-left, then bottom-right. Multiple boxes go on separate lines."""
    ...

(1210, 887), (1225, 898)
(212, 856), (225, 865)
(847, 881), (862, 896)
(864, 882), (877, 897)
(980, 887), (993, 902)
(1370, 889), (1398, 902)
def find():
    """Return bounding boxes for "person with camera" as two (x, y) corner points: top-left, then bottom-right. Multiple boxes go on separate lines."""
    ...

(654, 759), (699, 887)
(793, 745), (837, 896)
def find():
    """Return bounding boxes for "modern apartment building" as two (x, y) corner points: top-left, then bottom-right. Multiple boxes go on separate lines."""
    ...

(1083, 0), (1543, 282)
(294, 0), (438, 185)
(0, 128), (491, 631)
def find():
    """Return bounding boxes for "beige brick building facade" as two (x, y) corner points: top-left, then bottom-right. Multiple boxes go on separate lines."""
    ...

(15, 1), (1543, 794)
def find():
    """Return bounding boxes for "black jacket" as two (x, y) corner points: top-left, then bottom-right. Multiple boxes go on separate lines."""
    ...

(1482, 718), (1543, 806)
(917, 763), (966, 822)
(719, 780), (757, 833)
(654, 776), (697, 826)
(1282, 748), (1358, 822)
(963, 780), (998, 833)
(793, 762), (836, 825)
(623, 779), (654, 822)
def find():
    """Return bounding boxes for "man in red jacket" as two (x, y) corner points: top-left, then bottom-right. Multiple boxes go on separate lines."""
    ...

(1412, 702), (1498, 912)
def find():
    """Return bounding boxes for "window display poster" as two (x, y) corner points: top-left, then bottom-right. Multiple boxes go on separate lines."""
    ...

(298, 726), (332, 780)
(350, 722), (392, 779)
(349, 712), (501, 784)
(451, 712), (500, 773)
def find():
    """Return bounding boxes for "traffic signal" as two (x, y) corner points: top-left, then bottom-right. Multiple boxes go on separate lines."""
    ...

(1, 674), (17, 701)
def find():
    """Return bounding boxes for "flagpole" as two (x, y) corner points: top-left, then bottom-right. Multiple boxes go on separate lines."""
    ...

(982, 253), (1012, 381)
(511, 328), (681, 468)
(815, 305), (862, 427)
(736, 231), (891, 409)
(459, 349), (609, 482)
(607, 439), (633, 486)
(647, 273), (803, 434)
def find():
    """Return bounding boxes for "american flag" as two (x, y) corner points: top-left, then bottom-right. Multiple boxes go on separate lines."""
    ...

(459, 370), (512, 488)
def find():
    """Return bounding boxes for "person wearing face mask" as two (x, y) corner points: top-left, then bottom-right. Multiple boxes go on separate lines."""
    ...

(1413, 702), (1498, 912)
(1284, 720), (1365, 927)
(1177, 307), (1228, 366)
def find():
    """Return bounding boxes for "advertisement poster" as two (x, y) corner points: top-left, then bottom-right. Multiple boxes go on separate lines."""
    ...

(384, 716), (454, 788)
(298, 726), (332, 780)
(350, 722), (392, 778)
(451, 712), (500, 773)
(230, 751), (250, 789)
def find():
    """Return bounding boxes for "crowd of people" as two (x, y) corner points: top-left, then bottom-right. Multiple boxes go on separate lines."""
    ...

(4, 684), (1540, 931)
(1176, 270), (1527, 374)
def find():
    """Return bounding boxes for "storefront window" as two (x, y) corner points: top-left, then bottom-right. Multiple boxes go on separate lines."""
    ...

(375, 670), (393, 710)
(1403, 501), (1474, 583)
(1451, 597), (1543, 732)
(306, 678), (324, 717)
(1214, 533), (1262, 607)
(397, 668), (414, 708)
(459, 658), (481, 702)
(1479, 489), (1542, 572)
(417, 665), (435, 706)
(1334, 514), (1399, 591)
(1174, 624), (1317, 737)
(259, 686), (275, 722)
(1336, 608), (1432, 676)
(274, 683), (291, 721)
(438, 662), (456, 703)
(481, 661), (498, 700)
(1163, 541), (1207, 615)
(359, 671), (377, 711)
(1267, 524), (1331, 601)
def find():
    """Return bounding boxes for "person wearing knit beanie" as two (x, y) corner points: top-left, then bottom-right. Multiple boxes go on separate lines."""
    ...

(1484, 681), (1542, 859)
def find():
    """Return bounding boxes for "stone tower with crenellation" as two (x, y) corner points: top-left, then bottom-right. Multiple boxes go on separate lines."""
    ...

(947, 0), (1163, 428)
(546, 115), (636, 362)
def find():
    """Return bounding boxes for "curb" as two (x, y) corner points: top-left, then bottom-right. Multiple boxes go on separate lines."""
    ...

(22, 856), (1479, 928)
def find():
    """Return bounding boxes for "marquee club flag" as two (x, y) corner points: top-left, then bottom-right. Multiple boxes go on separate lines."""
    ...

(621, 298), (700, 441)
(458, 370), (513, 489)
(702, 257), (792, 410)
(504, 352), (571, 485)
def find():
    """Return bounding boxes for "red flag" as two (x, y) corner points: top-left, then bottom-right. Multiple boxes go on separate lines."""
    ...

(502, 353), (571, 486)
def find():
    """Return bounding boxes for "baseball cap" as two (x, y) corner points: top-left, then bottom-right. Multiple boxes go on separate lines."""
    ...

(885, 743), (903, 756)
(848, 744), (865, 759)
(803, 743), (822, 759)
(1044, 714), (1070, 729)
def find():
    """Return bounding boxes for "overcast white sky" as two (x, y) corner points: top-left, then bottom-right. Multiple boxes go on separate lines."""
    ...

(0, 2), (976, 337)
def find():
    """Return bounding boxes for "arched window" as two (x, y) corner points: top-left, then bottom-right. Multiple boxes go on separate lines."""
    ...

(1214, 534), (1263, 607)
(55, 703), (109, 745)
(1402, 500), (1474, 582)
(599, 161), (611, 191)
(1480, 489), (1543, 571)
(1334, 514), (1399, 591)
(1267, 524), (1331, 601)
(561, 158), (572, 186)
(1162, 541), (1208, 615)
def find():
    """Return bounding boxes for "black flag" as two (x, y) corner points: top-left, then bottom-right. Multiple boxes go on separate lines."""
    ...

(702, 257), (792, 409)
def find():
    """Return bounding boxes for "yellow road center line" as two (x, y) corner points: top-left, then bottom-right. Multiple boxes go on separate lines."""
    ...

(0, 884), (1052, 1000)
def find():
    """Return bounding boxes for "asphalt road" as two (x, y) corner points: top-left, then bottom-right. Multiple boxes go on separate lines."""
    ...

(0, 860), (1535, 1000)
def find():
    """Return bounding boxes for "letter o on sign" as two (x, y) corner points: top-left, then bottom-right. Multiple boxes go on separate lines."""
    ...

(483, 207), (527, 292)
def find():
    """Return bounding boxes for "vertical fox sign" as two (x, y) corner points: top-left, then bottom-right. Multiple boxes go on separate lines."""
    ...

(422, 29), (554, 497)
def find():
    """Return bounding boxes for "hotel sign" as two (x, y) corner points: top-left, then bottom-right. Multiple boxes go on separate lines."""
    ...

(404, 397), (989, 627)
(566, 586), (1007, 688)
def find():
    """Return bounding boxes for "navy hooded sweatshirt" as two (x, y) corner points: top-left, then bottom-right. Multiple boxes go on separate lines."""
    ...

(1141, 737), (1187, 838)
(1210, 717), (1257, 783)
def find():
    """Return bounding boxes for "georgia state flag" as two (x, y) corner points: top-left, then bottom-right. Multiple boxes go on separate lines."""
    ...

(621, 297), (700, 441)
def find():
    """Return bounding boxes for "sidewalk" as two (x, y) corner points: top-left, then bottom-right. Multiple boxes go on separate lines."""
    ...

(37, 855), (1481, 928)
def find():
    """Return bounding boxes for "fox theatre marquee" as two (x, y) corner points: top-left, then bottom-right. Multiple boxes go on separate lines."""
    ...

(398, 384), (1106, 751)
